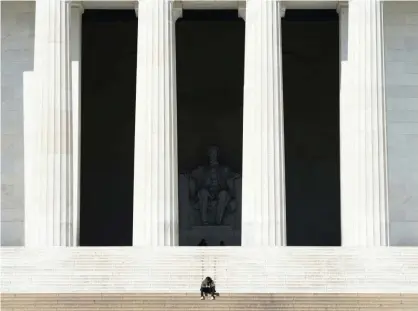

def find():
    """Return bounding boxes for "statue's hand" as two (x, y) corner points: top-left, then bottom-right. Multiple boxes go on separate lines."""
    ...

(230, 173), (241, 180)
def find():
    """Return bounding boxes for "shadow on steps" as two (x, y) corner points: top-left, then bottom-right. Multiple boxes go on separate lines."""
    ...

(2, 293), (418, 310)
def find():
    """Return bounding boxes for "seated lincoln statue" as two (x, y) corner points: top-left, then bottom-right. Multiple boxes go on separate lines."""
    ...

(186, 146), (240, 226)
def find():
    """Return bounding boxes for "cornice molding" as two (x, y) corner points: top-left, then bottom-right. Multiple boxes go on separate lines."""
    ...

(238, 1), (245, 21)
(336, 1), (349, 14)
(71, 1), (84, 14)
(280, 7), (286, 18)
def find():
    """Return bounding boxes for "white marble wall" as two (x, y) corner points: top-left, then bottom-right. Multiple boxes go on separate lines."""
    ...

(1, 2), (35, 246)
(1, 2), (418, 246)
(384, 2), (418, 246)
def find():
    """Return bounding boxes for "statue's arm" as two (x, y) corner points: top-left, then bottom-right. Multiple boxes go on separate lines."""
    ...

(189, 167), (203, 199)
(188, 173), (202, 210)
(227, 177), (236, 198)
(189, 176), (197, 199)
(225, 168), (240, 198)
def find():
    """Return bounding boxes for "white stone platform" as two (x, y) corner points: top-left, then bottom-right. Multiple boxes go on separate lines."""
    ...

(180, 226), (241, 246)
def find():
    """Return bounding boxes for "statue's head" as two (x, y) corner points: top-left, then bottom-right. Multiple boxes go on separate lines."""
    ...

(207, 146), (219, 162)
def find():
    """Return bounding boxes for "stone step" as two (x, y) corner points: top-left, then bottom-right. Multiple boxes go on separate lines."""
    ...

(2, 293), (418, 310)
(2, 247), (418, 294)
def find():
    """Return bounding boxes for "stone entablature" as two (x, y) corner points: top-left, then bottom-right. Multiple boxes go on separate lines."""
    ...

(81, 0), (346, 11)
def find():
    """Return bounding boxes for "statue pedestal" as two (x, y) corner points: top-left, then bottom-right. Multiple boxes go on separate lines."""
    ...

(178, 172), (242, 246)
(179, 226), (241, 246)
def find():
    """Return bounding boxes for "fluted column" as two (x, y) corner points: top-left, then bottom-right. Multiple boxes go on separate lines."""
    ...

(338, 3), (354, 247)
(241, 0), (286, 246)
(31, 0), (73, 246)
(132, 0), (181, 246)
(342, 0), (389, 246)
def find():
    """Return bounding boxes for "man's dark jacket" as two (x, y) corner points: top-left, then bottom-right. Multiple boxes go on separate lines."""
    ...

(201, 277), (215, 288)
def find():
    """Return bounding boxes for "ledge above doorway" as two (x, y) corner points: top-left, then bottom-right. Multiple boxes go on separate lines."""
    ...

(80, 0), (346, 11)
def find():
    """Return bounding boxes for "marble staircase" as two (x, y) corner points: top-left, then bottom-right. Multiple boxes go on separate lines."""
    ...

(1, 247), (418, 310)
(2, 293), (418, 310)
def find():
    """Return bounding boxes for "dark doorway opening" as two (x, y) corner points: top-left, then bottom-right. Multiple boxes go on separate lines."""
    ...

(176, 10), (245, 246)
(80, 10), (137, 246)
(282, 10), (341, 246)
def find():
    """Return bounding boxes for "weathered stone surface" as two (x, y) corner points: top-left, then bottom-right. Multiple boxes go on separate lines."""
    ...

(2, 293), (418, 310)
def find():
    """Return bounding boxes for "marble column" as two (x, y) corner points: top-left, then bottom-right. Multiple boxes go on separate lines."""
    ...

(23, 71), (38, 246)
(132, 0), (181, 246)
(31, 0), (74, 246)
(241, 1), (287, 246)
(70, 2), (83, 246)
(338, 3), (355, 247)
(341, 0), (389, 246)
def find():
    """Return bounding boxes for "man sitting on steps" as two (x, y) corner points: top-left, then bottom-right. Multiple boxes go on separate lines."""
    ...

(200, 276), (216, 300)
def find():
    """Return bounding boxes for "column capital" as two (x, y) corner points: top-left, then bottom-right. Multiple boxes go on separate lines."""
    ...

(336, 1), (348, 15)
(280, 7), (286, 18)
(173, 2), (183, 22)
(70, 1), (84, 14)
(240, 2), (285, 19)
(238, 2), (246, 20)
(135, 1), (182, 20)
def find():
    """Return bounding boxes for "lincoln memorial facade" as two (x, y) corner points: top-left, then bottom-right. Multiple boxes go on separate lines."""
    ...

(1, 0), (418, 248)
(2, 1), (418, 309)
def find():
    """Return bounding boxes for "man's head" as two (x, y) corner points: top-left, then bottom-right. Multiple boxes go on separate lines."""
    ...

(208, 146), (219, 163)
